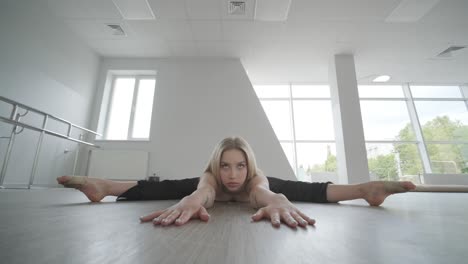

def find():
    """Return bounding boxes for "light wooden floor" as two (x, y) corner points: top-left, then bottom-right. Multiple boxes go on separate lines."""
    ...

(1, 188), (467, 264)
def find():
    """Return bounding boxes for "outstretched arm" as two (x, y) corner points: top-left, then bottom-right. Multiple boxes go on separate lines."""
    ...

(247, 175), (315, 228)
(139, 173), (218, 226)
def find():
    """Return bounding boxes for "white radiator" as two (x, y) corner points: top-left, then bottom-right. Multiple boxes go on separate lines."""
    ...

(87, 149), (149, 180)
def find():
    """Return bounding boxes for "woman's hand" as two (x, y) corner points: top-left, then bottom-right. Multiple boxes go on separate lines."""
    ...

(139, 196), (210, 226)
(251, 194), (315, 228)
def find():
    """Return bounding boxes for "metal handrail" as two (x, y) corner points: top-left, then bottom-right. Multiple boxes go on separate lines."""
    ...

(0, 116), (96, 146)
(0, 96), (101, 136)
(0, 95), (100, 189)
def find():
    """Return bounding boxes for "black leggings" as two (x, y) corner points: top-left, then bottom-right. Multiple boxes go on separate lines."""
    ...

(117, 177), (331, 203)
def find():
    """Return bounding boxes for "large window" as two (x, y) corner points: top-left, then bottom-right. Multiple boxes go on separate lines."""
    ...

(256, 83), (467, 183)
(103, 75), (156, 140)
(359, 84), (468, 183)
(254, 85), (336, 182)
(359, 85), (422, 182)
(411, 86), (468, 174)
(257, 83), (467, 183)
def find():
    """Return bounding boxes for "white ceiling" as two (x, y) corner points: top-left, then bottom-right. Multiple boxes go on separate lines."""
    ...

(46, 0), (468, 84)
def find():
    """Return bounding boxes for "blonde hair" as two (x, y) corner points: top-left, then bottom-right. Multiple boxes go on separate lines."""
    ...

(205, 136), (262, 181)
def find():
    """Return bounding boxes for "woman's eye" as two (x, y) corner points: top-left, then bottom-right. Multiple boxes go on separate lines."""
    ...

(238, 164), (245, 168)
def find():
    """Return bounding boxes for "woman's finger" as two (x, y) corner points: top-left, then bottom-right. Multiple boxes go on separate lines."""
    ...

(290, 211), (308, 227)
(269, 211), (281, 227)
(153, 210), (174, 225)
(198, 206), (210, 222)
(280, 211), (298, 228)
(297, 210), (316, 225)
(251, 208), (265, 222)
(161, 210), (181, 226)
(175, 210), (193, 226)
(140, 210), (165, 222)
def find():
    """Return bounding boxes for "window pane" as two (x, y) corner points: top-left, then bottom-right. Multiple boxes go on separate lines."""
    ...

(358, 85), (404, 98)
(132, 79), (156, 139)
(427, 144), (468, 174)
(367, 143), (423, 183)
(360, 101), (415, 140)
(414, 101), (468, 141)
(106, 78), (135, 140)
(260, 101), (293, 140)
(296, 143), (337, 182)
(411, 85), (462, 98)
(292, 85), (330, 98)
(293, 101), (334, 140)
(280, 142), (295, 173)
(254, 85), (290, 98)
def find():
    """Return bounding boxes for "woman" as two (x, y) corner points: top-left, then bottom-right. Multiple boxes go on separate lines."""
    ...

(57, 136), (416, 228)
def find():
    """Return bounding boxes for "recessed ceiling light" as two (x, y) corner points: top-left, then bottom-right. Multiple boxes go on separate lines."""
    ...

(112, 0), (155, 20)
(255, 0), (292, 21)
(385, 0), (440, 23)
(372, 75), (391, 82)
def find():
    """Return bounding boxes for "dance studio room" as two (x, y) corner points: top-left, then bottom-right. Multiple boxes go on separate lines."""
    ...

(1, 0), (467, 263)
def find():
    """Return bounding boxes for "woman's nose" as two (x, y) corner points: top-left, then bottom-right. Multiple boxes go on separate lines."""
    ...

(229, 168), (237, 178)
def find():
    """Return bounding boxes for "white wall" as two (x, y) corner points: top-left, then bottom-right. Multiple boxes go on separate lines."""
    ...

(90, 58), (296, 181)
(0, 0), (99, 186)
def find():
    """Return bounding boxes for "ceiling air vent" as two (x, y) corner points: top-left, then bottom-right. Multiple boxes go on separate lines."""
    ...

(106, 24), (126, 36)
(436, 45), (466, 58)
(228, 1), (246, 15)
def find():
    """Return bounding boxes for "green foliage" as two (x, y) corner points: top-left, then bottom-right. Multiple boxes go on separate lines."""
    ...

(397, 116), (467, 174)
(394, 143), (422, 175)
(307, 145), (337, 174)
(396, 123), (416, 141)
(368, 154), (398, 180)
(422, 116), (462, 141)
(310, 115), (468, 176)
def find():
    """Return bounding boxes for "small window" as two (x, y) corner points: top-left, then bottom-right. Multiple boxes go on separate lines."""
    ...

(296, 143), (338, 181)
(366, 143), (423, 183)
(104, 75), (156, 140)
(293, 100), (335, 140)
(414, 101), (468, 141)
(411, 85), (462, 98)
(292, 85), (330, 98)
(254, 85), (290, 98)
(360, 101), (415, 141)
(260, 100), (293, 140)
(358, 85), (404, 98)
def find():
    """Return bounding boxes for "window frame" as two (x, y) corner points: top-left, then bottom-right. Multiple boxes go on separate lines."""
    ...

(408, 84), (468, 175)
(102, 74), (156, 141)
(359, 84), (468, 179)
(255, 84), (337, 180)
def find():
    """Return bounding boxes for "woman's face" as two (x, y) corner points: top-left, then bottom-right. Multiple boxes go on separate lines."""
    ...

(219, 148), (248, 193)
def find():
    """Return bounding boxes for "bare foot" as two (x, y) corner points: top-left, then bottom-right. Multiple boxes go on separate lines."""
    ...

(57, 176), (109, 202)
(362, 181), (416, 206)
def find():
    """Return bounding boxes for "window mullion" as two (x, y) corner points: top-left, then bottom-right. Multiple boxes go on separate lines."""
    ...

(460, 85), (468, 111)
(104, 76), (117, 139)
(127, 77), (139, 140)
(402, 83), (432, 176)
(288, 84), (298, 177)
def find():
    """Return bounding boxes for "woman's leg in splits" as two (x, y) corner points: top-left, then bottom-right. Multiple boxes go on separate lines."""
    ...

(326, 181), (416, 206)
(267, 177), (416, 206)
(57, 176), (199, 202)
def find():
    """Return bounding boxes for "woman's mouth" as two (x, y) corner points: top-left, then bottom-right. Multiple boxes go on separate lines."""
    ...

(226, 182), (240, 188)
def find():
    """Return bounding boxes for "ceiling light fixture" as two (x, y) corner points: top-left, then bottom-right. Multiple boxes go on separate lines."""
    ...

(372, 75), (391, 83)
(255, 0), (292, 21)
(106, 24), (126, 36)
(228, 1), (246, 15)
(112, 0), (155, 20)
